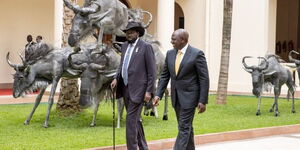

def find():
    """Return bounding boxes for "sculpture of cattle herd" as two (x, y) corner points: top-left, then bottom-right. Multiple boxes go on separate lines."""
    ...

(242, 51), (300, 117)
(242, 54), (296, 116)
(7, 0), (168, 128)
(9, 0), (300, 128)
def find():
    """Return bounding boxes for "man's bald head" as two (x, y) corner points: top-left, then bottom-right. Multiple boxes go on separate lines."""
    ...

(174, 29), (189, 42)
(171, 29), (189, 50)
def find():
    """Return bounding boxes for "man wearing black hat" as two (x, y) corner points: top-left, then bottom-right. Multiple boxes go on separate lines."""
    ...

(111, 21), (156, 150)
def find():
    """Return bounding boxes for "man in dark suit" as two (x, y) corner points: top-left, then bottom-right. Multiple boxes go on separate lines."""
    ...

(25, 35), (35, 48)
(25, 35), (36, 61)
(111, 21), (156, 150)
(153, 29), (209, 150)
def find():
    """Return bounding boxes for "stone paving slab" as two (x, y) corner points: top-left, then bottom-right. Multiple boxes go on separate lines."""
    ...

(196, 134), (300, 150)
(87, 124), (300, 150)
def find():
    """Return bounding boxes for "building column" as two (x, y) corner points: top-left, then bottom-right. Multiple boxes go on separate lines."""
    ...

(205, 0), (211, 67)
(54, 0), (64, 48)
(157, 0), (175, 52)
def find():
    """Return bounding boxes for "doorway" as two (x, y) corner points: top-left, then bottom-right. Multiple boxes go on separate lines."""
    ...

(276, 0), (300, 61)
(175, 2), (184, 30)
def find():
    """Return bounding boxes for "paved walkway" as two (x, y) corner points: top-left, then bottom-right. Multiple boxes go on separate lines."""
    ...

(196, 134), (300, 150)
(0, 94), (59, 104)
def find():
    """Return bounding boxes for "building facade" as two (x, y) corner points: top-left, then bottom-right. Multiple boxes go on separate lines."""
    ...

(1, 0), (300, 94)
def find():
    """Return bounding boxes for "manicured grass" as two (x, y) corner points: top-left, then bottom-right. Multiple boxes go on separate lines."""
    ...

(1, 95), (300, 150)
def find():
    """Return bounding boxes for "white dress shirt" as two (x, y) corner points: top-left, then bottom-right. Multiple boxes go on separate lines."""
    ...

(122, 38), (139, 79)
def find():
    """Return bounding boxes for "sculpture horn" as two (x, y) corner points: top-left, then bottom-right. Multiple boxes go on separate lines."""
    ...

(68, 51), (87, 70)
(257, 57), (268, 71)
(6, 52), (17, 69)
(63, 0), (80, 14)
(89, 63), (105, 71)
(141, 10), (153, 29)
(91, 51), (103, 58)
(289, 50), (299, 63)
(242, 56), (254, 70)
(90, 51), (109, 71)
(18, 52), (27, 67)
(6, 52), (25, 70)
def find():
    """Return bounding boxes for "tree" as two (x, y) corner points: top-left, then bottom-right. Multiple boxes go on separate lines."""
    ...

(56, 0), (81, 112)
(216, 0), (233, 105)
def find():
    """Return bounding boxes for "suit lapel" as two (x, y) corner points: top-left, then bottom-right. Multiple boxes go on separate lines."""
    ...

(128, 39), (141, 68)
(170, 49), (177, 76)
(177, 46), (192, 76)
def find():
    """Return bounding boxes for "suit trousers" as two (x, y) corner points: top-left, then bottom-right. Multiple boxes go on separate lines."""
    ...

(123, 86), (148, 150)
(173, 96), (196, 150)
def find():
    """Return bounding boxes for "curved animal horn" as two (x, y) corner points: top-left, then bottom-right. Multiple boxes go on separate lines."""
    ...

(258, 57), (268, 71)
(89, 63), (105, 71)
(289, 50), (299, 62)
(18, 52), (27, 67)
(68, 51), (87, 70)
(242, 56), (254, 70)
(91, 51), (103, 58)
(6, 52), (26, 70)
(63, 0), (80, 13)
(6, 52), (17, 69)
(90, 51), (109, 71)
(142, 10), (153, 29)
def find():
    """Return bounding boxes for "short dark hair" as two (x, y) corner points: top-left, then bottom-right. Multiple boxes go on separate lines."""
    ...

(27, 35), (33, 42)
(37, 35), (42, 40)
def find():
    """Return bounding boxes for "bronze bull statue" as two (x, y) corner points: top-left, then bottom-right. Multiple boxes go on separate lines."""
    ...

(242, 54), (296, 116)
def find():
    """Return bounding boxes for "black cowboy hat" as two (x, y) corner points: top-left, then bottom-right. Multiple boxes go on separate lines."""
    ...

(123, 21), (145, 37)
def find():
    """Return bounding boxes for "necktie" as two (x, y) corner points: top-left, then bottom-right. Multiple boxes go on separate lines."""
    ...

(175, 50), (183, 75)
(122, 44), (134, 85)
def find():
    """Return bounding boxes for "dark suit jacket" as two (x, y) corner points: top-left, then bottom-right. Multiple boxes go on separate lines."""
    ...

(25, 41), (36, 61)
(115, 39), (156, 103)
(156, 45), (209, 109)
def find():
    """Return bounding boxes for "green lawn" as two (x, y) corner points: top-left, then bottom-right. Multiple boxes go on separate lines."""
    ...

(0, 95), (300, 150)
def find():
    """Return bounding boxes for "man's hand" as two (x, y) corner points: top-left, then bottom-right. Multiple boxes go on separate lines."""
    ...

(111, 79), (117, 89)
(153, 96), (160, 106)
(197, 103), (206, 114)
(144, 92), (151, 102)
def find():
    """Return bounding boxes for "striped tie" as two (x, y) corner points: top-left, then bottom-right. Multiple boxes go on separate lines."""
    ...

(175, 50), (183, 75)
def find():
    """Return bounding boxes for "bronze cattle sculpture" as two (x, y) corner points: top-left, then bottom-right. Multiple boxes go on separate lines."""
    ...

(242, 55), (296, 116)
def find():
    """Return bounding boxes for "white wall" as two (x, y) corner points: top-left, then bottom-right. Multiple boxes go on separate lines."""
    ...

(0, 0), (55, 85)
(129, 0), (158, 37)
(54, 0), (64, 48)
(209, 0), (274, 93)
(207, 0), (223, 92)
(176, 0), (206, 51)
(229, 0), (269, 92)
(267, 0), (277, 53)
